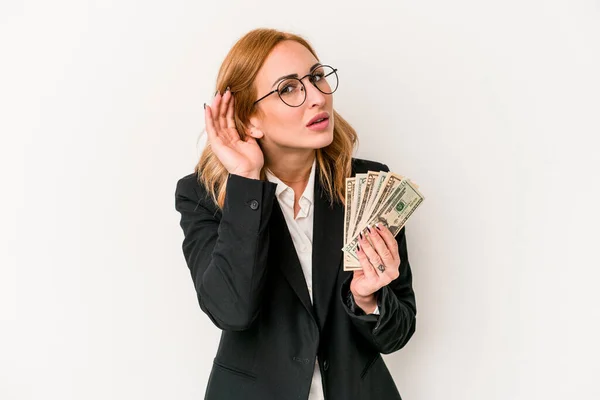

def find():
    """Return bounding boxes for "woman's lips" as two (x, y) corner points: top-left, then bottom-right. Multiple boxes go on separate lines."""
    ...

(307, 117), (330, 131)
(306, 112), (330, 126)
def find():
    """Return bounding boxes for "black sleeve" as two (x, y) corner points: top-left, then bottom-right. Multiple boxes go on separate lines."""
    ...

(339, 163), (417, 354)
(175, 173), (278, 331)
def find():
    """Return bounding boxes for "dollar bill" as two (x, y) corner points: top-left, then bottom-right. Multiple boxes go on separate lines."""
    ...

(350, 172), (378, 239)
(365, 172), (394, 218)
(344, 178), (361, 270)
(344, 253), (361, 270)
(349, 174), (367, 240)
(353, 171), (388, 240)
(343, 178), (356, 245)
(342, 177), (424, 261)
(349, 172), (403, 242)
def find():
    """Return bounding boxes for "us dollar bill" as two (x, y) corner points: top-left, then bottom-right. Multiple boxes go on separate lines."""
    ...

(344, 178), (356, 245)
(350, 172), (378, 239)
(342, 177), (424, 261)
(349, 174), (367, 240)
(353, 171), (388, 241)
(350, 172), (403, 241)
(344, 253), (361, 270)
(364, 171), (394, 219)
(365, 171), (387, 215)
(344, 177), (362, 271)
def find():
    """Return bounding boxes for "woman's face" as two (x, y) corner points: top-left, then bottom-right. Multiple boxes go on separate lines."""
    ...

(248, 40), (335, 155)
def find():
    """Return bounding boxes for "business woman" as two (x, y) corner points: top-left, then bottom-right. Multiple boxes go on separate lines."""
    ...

(174, 28), (417, 400)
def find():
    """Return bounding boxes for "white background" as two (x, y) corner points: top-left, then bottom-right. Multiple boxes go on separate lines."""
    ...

(2, 1), (599, 399)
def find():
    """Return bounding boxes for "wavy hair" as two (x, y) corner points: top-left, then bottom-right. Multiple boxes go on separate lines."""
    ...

(195, 28), (358, 209)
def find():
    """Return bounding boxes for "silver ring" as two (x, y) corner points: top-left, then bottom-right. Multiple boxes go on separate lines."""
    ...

(377, 264), (385, 273)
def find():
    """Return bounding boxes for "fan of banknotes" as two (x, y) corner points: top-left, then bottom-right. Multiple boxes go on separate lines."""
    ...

(342, 171), (425, 271)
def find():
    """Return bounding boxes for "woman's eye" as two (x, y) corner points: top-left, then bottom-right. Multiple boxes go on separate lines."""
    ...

(279, 81), (299, 95)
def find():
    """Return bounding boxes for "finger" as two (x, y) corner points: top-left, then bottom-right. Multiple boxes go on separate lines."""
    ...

(204, 105), (224, 147)
(211, 91), (223, 132)
(221, 94), (239, 143)
(366, 225), (395, 268)
(226, 92), (236, 129)
(219, 89), (231, 129)
(204, 104), (218, 142)
(358, 232), (383, 278)
(359, 230), (384, 270)
(367, 225), (399, 279)
(361, 229), (392, 279)
(375, 222), (400, 264)
(355, 242), (378, 281)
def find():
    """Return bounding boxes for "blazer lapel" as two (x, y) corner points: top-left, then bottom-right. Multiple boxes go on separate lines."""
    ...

(312, 178), (345, 333)
(312, 160), (361, 331)
(270, 202), (318, 324)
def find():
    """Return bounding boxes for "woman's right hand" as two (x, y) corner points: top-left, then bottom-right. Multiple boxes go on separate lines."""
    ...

(204, 89), (264, 179)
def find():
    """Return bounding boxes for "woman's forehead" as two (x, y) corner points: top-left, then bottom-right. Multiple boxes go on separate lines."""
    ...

(257, 41), (319, 84)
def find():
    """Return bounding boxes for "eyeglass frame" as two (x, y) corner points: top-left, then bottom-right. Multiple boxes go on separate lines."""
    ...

(253, 64), (339, 107)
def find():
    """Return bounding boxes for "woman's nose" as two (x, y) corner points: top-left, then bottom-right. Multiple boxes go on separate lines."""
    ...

(304, 81), (327, 107)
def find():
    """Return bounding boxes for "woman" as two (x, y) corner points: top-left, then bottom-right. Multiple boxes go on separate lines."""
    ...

(174, 28), (417, 400)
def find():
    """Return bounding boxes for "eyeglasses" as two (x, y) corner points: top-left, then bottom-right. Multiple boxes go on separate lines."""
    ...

(254, 64), (339, 107)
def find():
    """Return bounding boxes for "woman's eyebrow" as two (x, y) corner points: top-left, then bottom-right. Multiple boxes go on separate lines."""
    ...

(270, 62), (322, 88)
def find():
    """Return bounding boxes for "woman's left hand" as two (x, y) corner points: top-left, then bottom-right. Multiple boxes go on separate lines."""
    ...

(349, 223), (401, 310)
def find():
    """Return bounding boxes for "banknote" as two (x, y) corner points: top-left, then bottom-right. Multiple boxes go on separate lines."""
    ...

(343, 178), (361, 270)
(351, 172), (378, 238)
(344, 177), (356, 245)
(342, 172), (424, 265)
(344, 253), (361, 270)
(349, 174), (367, 237)
(353, 171), (389, 238)
(347, 172), (402, 243)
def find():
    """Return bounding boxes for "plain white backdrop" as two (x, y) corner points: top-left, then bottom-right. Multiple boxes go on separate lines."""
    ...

(2, 0), (599, 399)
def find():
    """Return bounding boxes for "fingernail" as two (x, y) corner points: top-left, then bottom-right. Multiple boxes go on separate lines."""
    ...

(359, 232), (363, 240)
(375, 223), (381, 231)
(203, 103), (206, 109)
(357, 244), (361, 252)
(214, 90), (219, 96)
(225, 86), (230, 92)
(367, 226), (372, 233)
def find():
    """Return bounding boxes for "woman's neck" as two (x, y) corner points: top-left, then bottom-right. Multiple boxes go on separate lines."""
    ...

(265, 152), (315, 184)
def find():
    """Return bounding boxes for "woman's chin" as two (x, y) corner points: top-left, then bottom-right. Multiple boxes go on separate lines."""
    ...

(310, 130), (334, 148)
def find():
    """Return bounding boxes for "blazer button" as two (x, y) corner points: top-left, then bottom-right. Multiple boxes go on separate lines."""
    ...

(323, 360), (329, 371)
(249, 199), (259, 210)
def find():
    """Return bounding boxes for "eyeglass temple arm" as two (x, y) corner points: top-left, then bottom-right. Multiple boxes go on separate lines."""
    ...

(254, 90), (278, 105)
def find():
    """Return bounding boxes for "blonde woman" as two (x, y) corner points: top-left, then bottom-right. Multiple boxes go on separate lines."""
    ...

(174, 28), (417, 400)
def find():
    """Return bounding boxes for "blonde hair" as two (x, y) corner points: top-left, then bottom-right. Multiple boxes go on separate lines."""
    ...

(196, 28), (358, 209)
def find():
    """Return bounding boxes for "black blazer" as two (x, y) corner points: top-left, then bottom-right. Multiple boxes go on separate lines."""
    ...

(174, 157), (417, 400)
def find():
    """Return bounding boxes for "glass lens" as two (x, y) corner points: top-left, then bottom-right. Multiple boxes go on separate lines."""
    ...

(311, 65), (338, 94)
(278, 78), (305, 107)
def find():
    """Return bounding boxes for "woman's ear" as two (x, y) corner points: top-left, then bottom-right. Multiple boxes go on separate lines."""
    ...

(245, 117), (264, 139)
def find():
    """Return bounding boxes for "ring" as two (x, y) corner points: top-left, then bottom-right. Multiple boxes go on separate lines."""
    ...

(377, 264), (385, 272)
